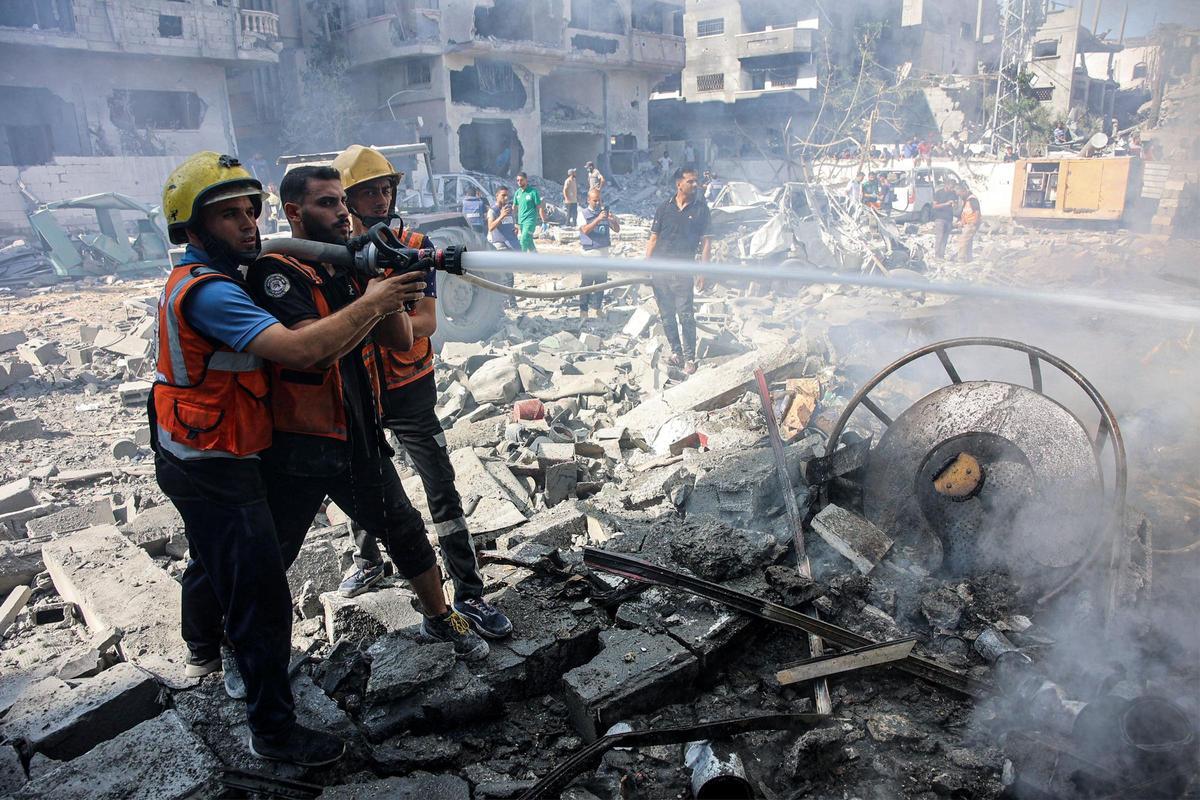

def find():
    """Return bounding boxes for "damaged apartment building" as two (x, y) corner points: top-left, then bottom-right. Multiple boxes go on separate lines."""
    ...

(0, 0), (282, 236)
(651, 0), (997, 169)
(324, 0), (685, 180)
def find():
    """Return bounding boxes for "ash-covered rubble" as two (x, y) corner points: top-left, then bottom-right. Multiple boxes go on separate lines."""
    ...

(0, 262), (1197, 799)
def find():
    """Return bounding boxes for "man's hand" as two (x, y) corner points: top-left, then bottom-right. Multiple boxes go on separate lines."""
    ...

(364, 272), (427, 315)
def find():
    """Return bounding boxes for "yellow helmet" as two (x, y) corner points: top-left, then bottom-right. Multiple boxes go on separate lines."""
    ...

(162, 151), (264, 244)
(333, 145), (400, 193)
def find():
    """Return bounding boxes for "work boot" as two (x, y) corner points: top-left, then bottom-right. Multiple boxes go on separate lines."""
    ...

(339, 562), (387, 598)
(249, 723), (345, 767)
(184, 649), (220, 679)
(223, 647), (247, 700)
(420, 610), (490, 661)
(453, 596), (514, 640)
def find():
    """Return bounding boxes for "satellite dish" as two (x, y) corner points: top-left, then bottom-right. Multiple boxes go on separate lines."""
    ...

(1089, 132), (1110, 150)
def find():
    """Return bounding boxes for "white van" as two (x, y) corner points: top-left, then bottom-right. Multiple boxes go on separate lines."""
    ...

(880, 166), (964, 222)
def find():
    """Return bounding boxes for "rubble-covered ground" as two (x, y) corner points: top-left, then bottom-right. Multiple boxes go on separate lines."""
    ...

(0, 218), (1198, 799)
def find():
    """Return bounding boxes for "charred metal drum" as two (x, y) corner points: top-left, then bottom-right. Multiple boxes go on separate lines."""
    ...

(827, 339), (1125, 595)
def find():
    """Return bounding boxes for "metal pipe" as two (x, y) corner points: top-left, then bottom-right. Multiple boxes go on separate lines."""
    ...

(256, 239), (1200, 324)
(685, 741), (753, 800)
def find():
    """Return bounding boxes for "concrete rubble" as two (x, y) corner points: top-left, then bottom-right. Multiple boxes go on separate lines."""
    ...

(0, 216), (1195, 800)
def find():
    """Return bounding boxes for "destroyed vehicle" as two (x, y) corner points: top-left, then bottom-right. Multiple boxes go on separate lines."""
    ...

(25, 192), (172, 281)
(277, 144), (509, 345)
(880, 166), (964, 222)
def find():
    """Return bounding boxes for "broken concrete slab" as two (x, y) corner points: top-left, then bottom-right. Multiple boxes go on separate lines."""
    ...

(561, 628), (699, 741)
(319, 772), (471, 799)
(684, 441), (816, 534)
(320, 587), (423, 643)
(25, 501), (116, 538)
(0, 478), (36, 515)
(810, 504), (894, 575)
(287, 535), (344, 602)
(624, 464), (693, 510)
(667, 516), (780, 582)
(0, 331), (28, 353)
(621, 306), (654, 338)
(617, 341), (806, 437)
(41, 525), (191, 688)
(498, 501), (587, 550)
(531, 374), (611, 402)
(0, 662), (162, 760)
(10, 710), (219, 800)
(0, 584), (32, 634)
(448, 448), (526, 533)
(365, 633), (456, 704)
(360, 660), (501, 742)
(0, 418), (46, 442)
(544, 461), (578, 506)
(0, 744), (23, 795)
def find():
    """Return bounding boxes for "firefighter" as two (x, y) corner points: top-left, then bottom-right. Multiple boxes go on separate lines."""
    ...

(154, 152), (419, 766)
(245, 163), (492, 661)
(331, 144), (513, 640)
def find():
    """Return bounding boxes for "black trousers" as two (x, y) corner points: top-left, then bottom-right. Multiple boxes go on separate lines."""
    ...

(158, 453), (295, 741)
(651, 275), (697, 359)
(579, 270), (608, 312)
(265, 454), (437, 580)
(354, 372), (485, 599)
(565, 202), (578, 226)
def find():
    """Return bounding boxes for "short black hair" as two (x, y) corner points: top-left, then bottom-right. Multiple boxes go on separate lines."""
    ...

(495, 185), (510, 195)
(672, 165), (698, 182)
(280, 165), (341, 206)
(516, 171), (528, 180)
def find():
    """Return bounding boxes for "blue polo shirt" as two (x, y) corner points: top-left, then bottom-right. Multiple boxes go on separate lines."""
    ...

(178, 246), (278, 352)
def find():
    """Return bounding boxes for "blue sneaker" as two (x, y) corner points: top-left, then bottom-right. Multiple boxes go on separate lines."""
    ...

(223, 647), (246, 700)
(453, 596), (513, 640)
(339, 563), (387, 597)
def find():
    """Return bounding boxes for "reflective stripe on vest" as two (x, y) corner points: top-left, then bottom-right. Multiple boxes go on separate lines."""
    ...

(152, 265), (271, 458)
(377, 225), (435, 391)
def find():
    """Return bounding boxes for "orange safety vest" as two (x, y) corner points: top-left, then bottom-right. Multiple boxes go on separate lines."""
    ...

(256, 253), (381, 441)
(960, 195), (981, 226)
(375, 226), (435, 391)
(152, 265), (272, 458)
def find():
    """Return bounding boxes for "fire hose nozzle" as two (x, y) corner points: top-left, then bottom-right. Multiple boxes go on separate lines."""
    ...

(348, 222), (465, 277)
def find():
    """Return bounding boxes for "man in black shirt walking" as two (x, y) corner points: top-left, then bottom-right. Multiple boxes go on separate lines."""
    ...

(646, 166), (711, 375)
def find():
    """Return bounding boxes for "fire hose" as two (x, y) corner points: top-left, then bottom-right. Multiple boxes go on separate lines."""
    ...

(259, 225), (1200, 323)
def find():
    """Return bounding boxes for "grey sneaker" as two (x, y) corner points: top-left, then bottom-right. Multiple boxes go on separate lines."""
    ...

(339, 563), (387, 598)
(420, 610), (490, 662)
(184, 649), (220, 678)
(223, 647), (247, 700)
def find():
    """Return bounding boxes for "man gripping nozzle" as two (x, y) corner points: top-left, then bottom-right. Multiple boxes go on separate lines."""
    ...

(330, 144), (512, 641)
(245, 162), (492, 674)
(152, 152), (421, 766)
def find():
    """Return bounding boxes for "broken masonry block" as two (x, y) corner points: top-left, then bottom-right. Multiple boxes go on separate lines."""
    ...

(810, 504), (894, 575)
(360, 661), (501, 742)
(0, 418), (45, 443)
(116, 380), (152, 407)
(622, 306), (654, 338)
(9, 711), (219, 800)
(42, 525), (191, 688)
(561, 628), (699, 741)
(17, 339), (63, 368)
(0, 539), (43, 595)
(536, 441), (576, 469)
(0, 662), (162, 761)
(26, 500), (117, 538)
(544, 461), (578, 506)
(0, 331), (28, 353)
(320, 588), (423, 643)
(119, 502), (183, 556)
(803, 438), (872, 485)
(0, 478), (36, 515)
(65, 346), (94, 367)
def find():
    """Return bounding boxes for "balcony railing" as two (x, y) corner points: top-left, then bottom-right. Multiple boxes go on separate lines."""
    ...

(736, 26), (813, 60)
(240, 9), (279, 38)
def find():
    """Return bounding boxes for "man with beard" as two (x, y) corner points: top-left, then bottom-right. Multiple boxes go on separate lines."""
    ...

(246, 166), (489, 662)
(153, 152), (420, 766)
(329, 145), (512, 640)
